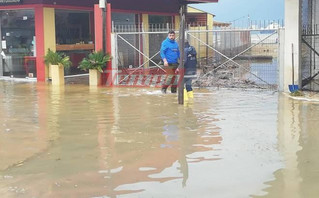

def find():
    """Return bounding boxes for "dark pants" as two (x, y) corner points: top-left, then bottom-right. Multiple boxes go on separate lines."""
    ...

(162, 63), (178, 93)
(185, 78), (192, 92)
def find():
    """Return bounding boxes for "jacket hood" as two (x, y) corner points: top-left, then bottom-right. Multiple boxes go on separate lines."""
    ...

(166, 37), (175, 43)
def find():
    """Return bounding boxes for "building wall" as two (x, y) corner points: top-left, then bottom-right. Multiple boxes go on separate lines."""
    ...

(185, 6), (215, 59)
(43, 7), (55, 79)
(108, 0), (179, 14)
(283, 0), (302, 92)
(187, 7), (202, 13)
(0, 1), (181, 81)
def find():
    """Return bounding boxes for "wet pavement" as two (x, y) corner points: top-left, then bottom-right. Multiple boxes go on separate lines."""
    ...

(1, 81), (319, 198)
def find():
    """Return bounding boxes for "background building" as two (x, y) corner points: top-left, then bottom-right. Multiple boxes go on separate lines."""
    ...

(0, 0), (218, 82)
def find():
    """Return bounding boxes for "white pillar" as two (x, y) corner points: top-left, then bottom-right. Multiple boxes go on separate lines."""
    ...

(0, 19), (3, 77)
(279, 28), (285, 91)
(111, 33), (118, 85)
(283, 0), (301, 92)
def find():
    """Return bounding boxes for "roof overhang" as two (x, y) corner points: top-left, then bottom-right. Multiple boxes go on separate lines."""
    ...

(0, 0), (218, 14)
(183, 0), (219, 4)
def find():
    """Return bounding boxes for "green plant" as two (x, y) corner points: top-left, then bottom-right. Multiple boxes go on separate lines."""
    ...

(78, 51), (111, 73)
(44, 49), (72, 69)
(290, 90), (304, 97)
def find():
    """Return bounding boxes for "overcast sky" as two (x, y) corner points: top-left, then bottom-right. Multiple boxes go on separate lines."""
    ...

(191, 0), (284, 22)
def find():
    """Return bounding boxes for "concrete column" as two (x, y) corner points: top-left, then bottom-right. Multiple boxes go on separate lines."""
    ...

(94, 4), (103, 52)
(109, 33), (118, 85)
(106, 3), (112, 72)
(0, 17), (3, 77)
(279, 28), (286, 91)
(44, 8), (56, 52)
(283, 0), (302, 92)
(43, 8), (56, 79)
(34, 6), (45, 81)
(142, 14), (149, 68)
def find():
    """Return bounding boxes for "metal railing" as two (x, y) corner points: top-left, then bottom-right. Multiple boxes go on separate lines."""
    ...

(112, 22), (176, 33)
(112, 24), (280, 90)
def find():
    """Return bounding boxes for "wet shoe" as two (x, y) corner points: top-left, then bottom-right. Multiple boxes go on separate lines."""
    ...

(171, 87), (177, 93)
(161, 88), (167, 94)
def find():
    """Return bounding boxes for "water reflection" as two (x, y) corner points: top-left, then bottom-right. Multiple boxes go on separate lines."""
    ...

(253, 94), (319, 198)
(235, 58), (278, 86)
(3, 81), (319, 198)
(0, 82), (222, 197)
(249, 58), (278, 85)
(0, 82), (48, 171)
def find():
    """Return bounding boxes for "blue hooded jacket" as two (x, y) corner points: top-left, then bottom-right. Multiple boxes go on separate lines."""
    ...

(160, 38), (180, 64)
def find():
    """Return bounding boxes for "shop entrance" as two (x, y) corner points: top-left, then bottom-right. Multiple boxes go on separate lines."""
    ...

(0, 9), (36, 78)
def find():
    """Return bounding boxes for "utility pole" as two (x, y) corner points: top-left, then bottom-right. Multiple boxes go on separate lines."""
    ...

(178, 4), (187, 105)
(99, 0), (106, 53)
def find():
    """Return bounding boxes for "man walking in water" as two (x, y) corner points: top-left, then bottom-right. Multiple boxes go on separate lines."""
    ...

(160, 30), (180, 94)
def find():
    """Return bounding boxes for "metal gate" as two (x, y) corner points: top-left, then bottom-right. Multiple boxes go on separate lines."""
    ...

(112, 25), (280, 90)
(301, 0), (319, 91)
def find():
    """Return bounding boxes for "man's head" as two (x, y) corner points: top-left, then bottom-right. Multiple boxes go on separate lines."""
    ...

(184, 39), (190, 47)
(168, 30), (175, 41)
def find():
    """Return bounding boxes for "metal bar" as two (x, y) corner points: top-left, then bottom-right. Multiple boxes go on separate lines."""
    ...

(118, 50), (162, 84)
(206, 24), (209, 65)
(114, 31), (177, 35)
(122, 34), (180, 76)
(116, 34), (166, 84)
(187, 29), (275, 33)
(188, 32), (273, 86)
(178, 5), (187, 105)
(302, 37), (319, 57)
(114, 29), (276, 35)
(204, 31), (277, 73)
(302, 34), (319, 37)
(117, 34), (164, 71)
(302, 70), (319, 87)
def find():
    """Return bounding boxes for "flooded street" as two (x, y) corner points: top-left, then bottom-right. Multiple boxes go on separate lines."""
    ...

(1, 81), (319, 198)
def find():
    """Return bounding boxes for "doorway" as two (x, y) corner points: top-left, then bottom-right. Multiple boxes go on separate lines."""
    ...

(0, 9), (36, 78)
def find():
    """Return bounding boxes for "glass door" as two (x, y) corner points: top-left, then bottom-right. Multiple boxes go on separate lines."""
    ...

(0, 10), (35, 78)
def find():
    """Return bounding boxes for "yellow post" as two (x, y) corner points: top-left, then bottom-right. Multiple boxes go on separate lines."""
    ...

(142, 14), (150, 68)
(43, 8), (56, 80)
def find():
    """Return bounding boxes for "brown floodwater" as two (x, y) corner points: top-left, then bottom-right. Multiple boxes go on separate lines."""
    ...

(0, 80), (319, 198)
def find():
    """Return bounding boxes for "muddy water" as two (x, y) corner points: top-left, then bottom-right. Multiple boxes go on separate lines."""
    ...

(0, 81), (319, 198)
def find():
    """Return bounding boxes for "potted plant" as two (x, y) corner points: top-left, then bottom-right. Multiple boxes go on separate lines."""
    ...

(78, 51), (111, 86)
(44, 49), (72, 85)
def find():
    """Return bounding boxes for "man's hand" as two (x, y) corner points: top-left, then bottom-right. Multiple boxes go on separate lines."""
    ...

(163, 59), (168, 67)
(164, 61), (169, 67)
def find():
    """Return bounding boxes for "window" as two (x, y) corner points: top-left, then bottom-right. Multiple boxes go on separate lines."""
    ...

(55, 10), (92, 45)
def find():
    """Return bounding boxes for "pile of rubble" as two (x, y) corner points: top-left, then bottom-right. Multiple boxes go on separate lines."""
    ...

(192, 61), (262, 89)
